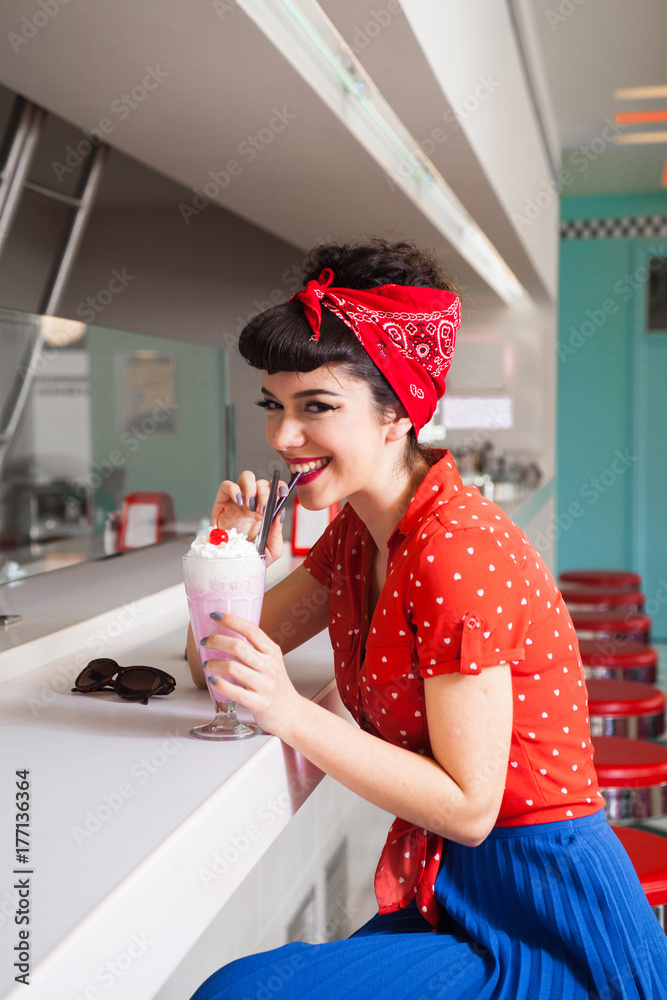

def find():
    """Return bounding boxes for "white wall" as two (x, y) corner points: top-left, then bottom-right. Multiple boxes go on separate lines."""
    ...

(441, 299), (557, 480)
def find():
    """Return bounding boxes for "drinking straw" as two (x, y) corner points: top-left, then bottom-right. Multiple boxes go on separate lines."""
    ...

(256, 469), (281, 555)
(272, 471), (302, 520)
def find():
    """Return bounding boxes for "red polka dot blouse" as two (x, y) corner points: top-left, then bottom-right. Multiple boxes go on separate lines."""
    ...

(303, 449), (603, 928)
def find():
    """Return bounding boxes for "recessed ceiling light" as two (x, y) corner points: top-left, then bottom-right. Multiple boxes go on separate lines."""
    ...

(614, 110), (667, 125)
(614, 131), (667, 145)
(614, 85), (667, 101)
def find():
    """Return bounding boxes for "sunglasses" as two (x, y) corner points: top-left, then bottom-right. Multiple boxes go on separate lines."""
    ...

(72, 658), (176, 705)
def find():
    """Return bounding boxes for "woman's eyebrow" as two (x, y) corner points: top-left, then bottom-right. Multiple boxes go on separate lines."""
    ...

(260, 387), (343, 399)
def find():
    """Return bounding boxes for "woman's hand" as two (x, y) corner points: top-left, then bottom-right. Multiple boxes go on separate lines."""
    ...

(200, 613), (305, 737)
(210, 470), (289, 566)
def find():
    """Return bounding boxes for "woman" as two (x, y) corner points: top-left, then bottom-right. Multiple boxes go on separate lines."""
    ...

(187, 239), (667, 999)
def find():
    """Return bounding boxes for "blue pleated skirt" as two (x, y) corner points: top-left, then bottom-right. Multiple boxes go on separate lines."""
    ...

(190, 809), (667, 1000)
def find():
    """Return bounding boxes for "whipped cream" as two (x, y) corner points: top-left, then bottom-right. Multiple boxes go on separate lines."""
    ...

(187, 526), (260, 561)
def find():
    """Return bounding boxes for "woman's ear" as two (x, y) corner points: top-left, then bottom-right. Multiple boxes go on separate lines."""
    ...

(385, 413), (414, 442)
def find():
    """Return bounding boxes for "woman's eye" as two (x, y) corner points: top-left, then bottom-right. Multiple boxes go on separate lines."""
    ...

(305, 402), (338, 413)
(256, 399), (338, 414)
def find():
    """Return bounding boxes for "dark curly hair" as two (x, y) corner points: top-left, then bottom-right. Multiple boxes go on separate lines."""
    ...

(238, 238), (459, 471)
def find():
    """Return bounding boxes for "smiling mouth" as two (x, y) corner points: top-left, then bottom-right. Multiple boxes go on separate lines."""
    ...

(286, 457), (332, 474)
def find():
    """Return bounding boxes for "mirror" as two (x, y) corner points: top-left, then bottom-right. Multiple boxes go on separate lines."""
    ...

(0, 305), (232, 584)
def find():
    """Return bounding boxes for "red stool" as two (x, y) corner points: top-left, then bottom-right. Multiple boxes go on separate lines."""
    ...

(593, 736), (667, 820)
(571, 610), (652, 643)
(587, 679), (665, 740)
(561, 586), (645, 611)
(560, 569), (642, 590)
(579, 640), (658, 684)
(610, 824), (667, 930)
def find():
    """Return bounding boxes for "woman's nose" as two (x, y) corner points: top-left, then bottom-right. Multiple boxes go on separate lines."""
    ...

(268, 415), (307, 451)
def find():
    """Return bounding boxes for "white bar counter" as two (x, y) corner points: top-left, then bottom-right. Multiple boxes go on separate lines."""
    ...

(0, 539), (347, 1000)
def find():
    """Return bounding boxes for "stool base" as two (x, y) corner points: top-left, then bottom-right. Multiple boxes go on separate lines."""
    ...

(585, 665), (657, 684)
(601, 784), (667, 821)
(590, 712), (664, 740)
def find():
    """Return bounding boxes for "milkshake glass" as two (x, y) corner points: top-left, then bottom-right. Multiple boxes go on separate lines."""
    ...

(183, 528), (267, 740)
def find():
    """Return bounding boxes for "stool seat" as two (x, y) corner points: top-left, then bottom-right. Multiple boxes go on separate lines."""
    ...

(571, 610), (652, 641)
(561, 586), (645, 611)
(593, 736), (667, 820)
(587, 679), (665, 739)
(579, 641), (658, 683)
(560, 569), (642, 589)
(610, 825), (667, 918)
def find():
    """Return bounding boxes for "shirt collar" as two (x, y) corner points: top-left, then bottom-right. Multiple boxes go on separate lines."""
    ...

(394, 448), (463, 538)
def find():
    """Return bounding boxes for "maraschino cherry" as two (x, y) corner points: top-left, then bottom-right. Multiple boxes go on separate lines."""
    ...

(209, 509), (228, 546)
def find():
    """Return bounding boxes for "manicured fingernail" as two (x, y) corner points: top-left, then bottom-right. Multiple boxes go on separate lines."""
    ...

(236, 493), (243, 505)
(200, 636), (208, 646)
(249, 496), (257, 511)
(210, 612), (224, 621)
(280, 509), (286, 523)
(208, 675), (219, 686)
(278, 484), (288, 496)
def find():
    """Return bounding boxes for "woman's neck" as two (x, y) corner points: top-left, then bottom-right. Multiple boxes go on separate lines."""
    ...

(348, 451), (430, 555)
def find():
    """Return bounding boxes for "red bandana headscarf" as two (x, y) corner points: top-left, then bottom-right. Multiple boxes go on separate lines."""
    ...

(289, 268), (461, 434)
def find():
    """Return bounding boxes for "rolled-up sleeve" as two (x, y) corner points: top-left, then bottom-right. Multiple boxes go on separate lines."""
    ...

(409, 529), (532, 678)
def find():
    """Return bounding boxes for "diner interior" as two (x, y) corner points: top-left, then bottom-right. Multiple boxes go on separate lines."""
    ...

(0, 2), (666, 998)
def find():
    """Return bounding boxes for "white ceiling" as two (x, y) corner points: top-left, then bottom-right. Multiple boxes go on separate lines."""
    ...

(529, 0), (667, 191)
(530, 0), (667, 148)
(0, 0), (663, 310)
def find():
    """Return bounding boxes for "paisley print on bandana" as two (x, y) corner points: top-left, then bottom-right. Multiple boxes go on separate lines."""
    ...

(290, 269), (461, 434)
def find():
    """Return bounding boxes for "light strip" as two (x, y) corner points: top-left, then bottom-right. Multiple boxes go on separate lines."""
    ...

(615, 85), (667, 100)
(614, 110), (667, 125)
(235, 0), (525, 304)
(614, 131), (667, 145)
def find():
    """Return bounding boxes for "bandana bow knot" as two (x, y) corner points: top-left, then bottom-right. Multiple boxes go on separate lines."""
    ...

(290, 269), (460, 434)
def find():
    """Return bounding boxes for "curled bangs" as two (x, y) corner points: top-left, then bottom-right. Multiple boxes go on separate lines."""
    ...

(238, 302), (365, 374)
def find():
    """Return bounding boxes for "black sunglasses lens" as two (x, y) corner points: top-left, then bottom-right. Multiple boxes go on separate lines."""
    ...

(116, 668), (162, 699)
(75, 658), (119, 690)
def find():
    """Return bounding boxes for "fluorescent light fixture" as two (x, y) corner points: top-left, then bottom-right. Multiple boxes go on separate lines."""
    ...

(615, 85), (667, 100)
(236, 0), (525, 305)
(614, 131), (667, 145)
(443, 395), (514, 430)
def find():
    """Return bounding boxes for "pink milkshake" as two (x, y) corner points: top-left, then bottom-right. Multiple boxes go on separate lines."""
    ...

(183, 527), (267, 739)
